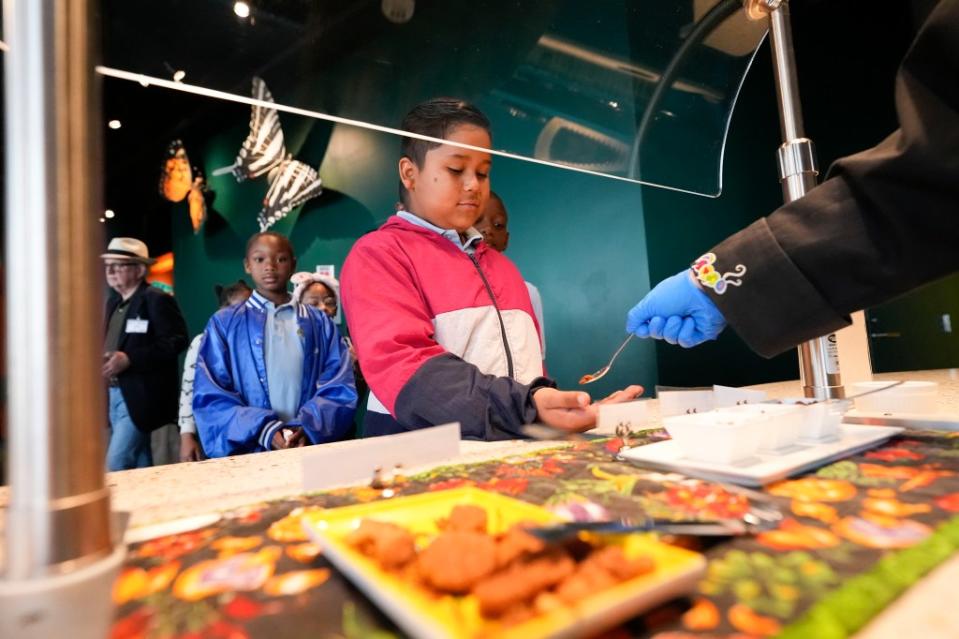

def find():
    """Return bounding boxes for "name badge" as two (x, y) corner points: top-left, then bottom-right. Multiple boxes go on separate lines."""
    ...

(125, 318), (149, 334)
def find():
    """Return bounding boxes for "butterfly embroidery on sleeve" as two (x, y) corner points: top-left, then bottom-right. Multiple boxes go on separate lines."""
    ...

(691, 252), (746, 294)
(232, 77), (324, 231)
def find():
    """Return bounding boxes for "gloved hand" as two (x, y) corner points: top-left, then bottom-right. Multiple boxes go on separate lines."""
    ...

(626, 270), (727, 347)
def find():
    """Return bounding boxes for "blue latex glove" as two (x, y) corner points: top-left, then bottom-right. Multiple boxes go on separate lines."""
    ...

(626, 270), (727, 347)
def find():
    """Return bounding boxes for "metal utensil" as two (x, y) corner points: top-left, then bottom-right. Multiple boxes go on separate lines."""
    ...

(526, 509), (781, 542)
(747, 380), (904, 408)
(800, 379), (904, 405)
(579, 334), (634, 385)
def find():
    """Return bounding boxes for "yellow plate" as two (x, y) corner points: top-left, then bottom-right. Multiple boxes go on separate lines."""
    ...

(302, 487), (705, 639)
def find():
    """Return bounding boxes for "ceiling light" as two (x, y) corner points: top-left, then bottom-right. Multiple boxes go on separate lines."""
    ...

(108, 119), (121, 130)
(104, 209), (115, 219)
(233, 2), (251, 18)
(99, 217), (106, 223)
(173, 70), (186, 82)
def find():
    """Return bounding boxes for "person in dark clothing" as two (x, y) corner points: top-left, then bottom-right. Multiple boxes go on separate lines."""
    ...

(102, 237), (188, 471)
(626, 0), (959, 357)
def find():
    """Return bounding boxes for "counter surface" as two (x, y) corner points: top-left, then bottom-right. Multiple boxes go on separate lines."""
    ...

(2, 368), (958, 638)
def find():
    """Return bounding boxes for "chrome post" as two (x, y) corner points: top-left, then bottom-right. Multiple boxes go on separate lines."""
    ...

(3, 0), (113, 579)
(746, 0), (844, 399)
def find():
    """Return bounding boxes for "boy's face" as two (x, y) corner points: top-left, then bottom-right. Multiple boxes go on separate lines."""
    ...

(475, 198), (509, 252)
(399, 124), (491, 233)
(243, 236), (295, 295)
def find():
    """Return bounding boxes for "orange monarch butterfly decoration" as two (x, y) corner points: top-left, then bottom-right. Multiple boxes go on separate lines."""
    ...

(159, 139), (207, 233)
(231, 77), (324, 231)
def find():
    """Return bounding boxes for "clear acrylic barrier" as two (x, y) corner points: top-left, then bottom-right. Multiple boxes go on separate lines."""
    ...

(101, 0), (766, 196)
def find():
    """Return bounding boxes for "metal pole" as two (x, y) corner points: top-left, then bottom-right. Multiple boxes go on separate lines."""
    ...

(3, 0), (113, 578)
(750, 0), (844, 399)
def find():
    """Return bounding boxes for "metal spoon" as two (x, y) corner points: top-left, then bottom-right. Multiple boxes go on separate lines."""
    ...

(526, 507), (782, 542)
(579, 334), (634, 385)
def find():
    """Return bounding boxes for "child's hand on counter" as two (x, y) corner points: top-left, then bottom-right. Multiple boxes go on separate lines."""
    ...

(533, 385), (643, 432)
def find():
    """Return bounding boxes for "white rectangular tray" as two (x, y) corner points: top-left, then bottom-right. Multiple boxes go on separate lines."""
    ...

(618, 424), (903, 487)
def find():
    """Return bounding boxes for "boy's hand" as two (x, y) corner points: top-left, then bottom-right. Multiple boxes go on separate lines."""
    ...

(594, 385), (645, 405)
(102, 351), (131, 378)
(179, 432), (206, 462)
(532, 385), (644, 433)
(532, 388), (595, 432)
(288, 429), (308, 447)
(272, 427), (307, 449)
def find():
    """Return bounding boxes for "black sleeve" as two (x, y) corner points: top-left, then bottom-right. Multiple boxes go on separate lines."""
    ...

(125, 291), (190, 372)
(706, 0), (959, 357)
(393, 353), (557, 441)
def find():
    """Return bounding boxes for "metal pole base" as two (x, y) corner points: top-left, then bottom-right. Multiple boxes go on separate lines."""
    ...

(0, 544), (125, 639)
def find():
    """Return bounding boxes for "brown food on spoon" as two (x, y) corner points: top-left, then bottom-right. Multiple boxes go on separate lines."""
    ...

(579, 374), (594, 385)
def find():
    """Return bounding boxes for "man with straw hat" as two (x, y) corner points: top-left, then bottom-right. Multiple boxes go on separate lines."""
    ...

(101, 237), (188, 471)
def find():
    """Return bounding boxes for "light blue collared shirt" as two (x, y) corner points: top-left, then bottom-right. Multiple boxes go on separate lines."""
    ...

(253, 291), (304, 423)
(396, 211), (483, 254)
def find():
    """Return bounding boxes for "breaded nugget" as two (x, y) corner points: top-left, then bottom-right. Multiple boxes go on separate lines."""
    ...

(588, 545), (654, 580)
(473, 551), (575, 617)
(418, 531), (496, 593)
(532, 591), (565, 615)
(498, 603), (536, 626)
(442, 504), (488, 533)
(555, 558), (617, 604)
(495, 526), (545, 568)
(346, 519), (416, 569)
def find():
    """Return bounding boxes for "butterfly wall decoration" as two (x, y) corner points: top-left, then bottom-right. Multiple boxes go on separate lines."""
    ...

(158, 139), (208, 233)
(231, 77), (324, 231)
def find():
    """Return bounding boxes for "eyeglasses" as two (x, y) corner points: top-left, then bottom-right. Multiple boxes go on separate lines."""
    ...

(104, 262), (137, 273)
(319, 296), (337, 308)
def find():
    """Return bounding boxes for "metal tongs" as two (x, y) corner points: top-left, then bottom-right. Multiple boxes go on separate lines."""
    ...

(527, 505), (783, 542)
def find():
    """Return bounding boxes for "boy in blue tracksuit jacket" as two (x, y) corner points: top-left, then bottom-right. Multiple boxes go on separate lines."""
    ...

(194, 232), (357, 457)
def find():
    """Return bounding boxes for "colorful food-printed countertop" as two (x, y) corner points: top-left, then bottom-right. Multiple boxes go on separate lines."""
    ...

(102, 371), (959, 639)
(3, 369), (958, 639)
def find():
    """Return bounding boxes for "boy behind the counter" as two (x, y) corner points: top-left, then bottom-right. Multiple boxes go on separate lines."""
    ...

(193, 232), (357, 457)
(341, 98), (640, 439)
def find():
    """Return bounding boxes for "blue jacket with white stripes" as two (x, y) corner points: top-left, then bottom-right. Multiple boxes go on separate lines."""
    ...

(193, 294), (357, 458)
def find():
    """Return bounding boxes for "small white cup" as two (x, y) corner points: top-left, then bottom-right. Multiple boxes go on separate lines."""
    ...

(715, 404), (804, 451)
(663, 411), (764, 464)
